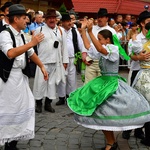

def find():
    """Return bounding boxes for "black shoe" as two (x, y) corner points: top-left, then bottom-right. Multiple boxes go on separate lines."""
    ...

(134, 128), (145, 139)
(44, 97), (55, 113)
(5, 141), (18, 150)
(134, 132), (145, 139)
(140, 138), (150, 146)
(56, 97), (65, 105)
(101, 142), (118, 150)
(35, 100), (42, 113)
(122, 131), (131, 140)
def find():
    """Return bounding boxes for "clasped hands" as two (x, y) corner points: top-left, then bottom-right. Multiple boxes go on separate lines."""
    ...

(81, 19), (93, 33)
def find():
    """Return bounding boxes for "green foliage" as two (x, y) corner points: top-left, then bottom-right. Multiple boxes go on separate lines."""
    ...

(59, 3), (67, 15)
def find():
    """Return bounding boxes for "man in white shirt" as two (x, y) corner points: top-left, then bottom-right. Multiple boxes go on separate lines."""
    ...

(122, 10), (150, 146)
(82, 8), (116, 84)
(33, 9), (69, 113)
(0, 4), (48, 149)
(56, 13), (85, 105)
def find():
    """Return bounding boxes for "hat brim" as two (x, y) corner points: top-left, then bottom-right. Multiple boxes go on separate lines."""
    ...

(7, 12), (29, 17)
(44, 14), (58, 18)
(137, 15), (150, 24)
(97, 14), (108, 18)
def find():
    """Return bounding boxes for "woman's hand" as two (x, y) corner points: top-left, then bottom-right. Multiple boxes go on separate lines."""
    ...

(87, 20), (93, 33)
(81, 20), (88, 29)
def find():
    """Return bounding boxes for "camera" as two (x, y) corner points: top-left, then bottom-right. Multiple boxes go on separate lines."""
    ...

(144, 5), (149, 10)
(54, 41), (59, 48)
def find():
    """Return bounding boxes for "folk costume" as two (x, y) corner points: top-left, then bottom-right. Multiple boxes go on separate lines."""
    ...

(0, 25), (35, 145)
(33, 9), (69, 113)
(67, 43), (150, 131)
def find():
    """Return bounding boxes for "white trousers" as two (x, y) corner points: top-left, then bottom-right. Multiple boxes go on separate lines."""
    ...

(57, 58), (77, 97)
(33, 63), (57, 100)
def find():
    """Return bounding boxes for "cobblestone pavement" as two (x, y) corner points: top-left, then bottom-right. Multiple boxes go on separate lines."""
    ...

(0, 70), (150, 150)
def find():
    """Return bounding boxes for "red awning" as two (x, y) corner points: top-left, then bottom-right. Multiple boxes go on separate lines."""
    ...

(72, 0), (150, 15)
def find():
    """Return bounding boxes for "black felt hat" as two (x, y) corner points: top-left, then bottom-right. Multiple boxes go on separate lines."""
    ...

(61, 14), (71, 21)
(0, 2), (13, 12)
(7, 4), (28, 17)
(137, 10), (150, 24)
(97, 8), (108, 17)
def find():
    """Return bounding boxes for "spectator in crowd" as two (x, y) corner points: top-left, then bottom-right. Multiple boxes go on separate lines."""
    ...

(126, 22), (139, 41)
(33, 8), (69, 113)
(116, 14), (123, 24)
(69, 12), (77, 28)
(82, 8), (116, 84)
(113, 24), (122, 42)
(28, 11), (44, 34)
(28, 11), (45, 77)
(108, 18), (116, 28)
(56, 13), (85, 105)
(122, 10), (150, 146)
(56, 10), (62, 25)
(93, 18), (98, 25)
(131, 15), (137, 24)
(0, 4), (48, 149)
(26, 8), (35, 22)
(83, 16), (88, 21)
(124, 14), (132, 28)
(0, 1), (13, 32)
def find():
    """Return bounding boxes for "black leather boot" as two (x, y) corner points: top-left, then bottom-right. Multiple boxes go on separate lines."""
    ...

(44, 97), (55, 113)
(66, 95), (69, 99)
(56, 97), (65, 105)
(5, 141), (18, 150)
(141, 122), (150, 146)
(35, 99), (42, 113)
(134, 127), (144, 139)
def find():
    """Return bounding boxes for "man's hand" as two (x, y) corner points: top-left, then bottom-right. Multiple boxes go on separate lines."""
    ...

(63, 63), (68, 70)
(31, 32), (44, 46)
(40, 66), (48, 81)
(138, 50), (150, 61)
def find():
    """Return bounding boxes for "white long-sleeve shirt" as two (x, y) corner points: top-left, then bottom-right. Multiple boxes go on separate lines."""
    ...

(35, 24), (69, 64)
(64, 27), (85, 57)
(0, 25), (34, 69)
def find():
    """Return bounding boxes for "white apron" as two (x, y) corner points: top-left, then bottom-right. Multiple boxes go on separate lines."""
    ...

(0, 68), (35, 145)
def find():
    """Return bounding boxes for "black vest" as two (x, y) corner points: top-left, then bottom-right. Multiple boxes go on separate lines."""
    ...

(0, 28), (30, 82)
(71, 27), (80, 54)
(0, 20), (7, 32)
(0, 28), (15, 82)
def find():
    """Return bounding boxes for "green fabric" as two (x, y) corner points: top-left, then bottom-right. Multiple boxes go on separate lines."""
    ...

(146, 30), (150, 39)
(67, 75), (124, 116)
(113, 34), (130, 61)
(81, 62), (86, 82)
(74, 52), (86, 82)
(74, 52), (82, 65)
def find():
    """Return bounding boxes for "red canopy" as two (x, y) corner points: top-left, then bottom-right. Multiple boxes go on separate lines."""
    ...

(72, 0), (150, 15)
